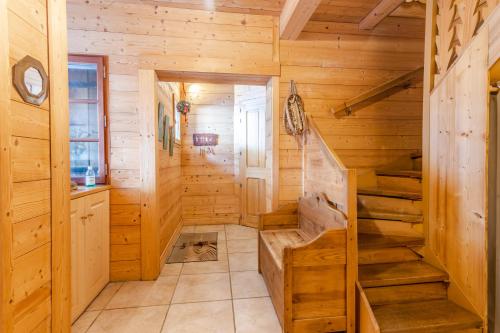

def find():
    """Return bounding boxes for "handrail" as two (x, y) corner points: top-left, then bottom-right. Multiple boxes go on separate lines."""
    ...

(332, 67), (424, 118)
(307, 114), (348, 171)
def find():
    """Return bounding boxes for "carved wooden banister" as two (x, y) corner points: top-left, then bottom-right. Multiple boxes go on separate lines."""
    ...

(332, 67), (424, 118)
(304, 114), (357, 332)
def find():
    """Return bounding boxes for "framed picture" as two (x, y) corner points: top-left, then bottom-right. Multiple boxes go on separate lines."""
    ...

(158, 102), (165, 142)
(163, 114), (170, 150)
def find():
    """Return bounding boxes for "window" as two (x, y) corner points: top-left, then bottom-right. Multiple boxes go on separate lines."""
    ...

(68, 55), (108, 184)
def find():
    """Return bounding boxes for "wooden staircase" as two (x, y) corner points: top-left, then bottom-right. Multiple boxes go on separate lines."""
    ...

(356, 157), (483, 332)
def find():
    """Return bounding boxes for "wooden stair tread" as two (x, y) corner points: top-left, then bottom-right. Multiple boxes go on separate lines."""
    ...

(373, 300), (482, 332)
(358, 187), (422, 200)
(358, 233), (424, 249)
(358, 210), (423, 223)
(359, 261), (448, 287)
(376, 170), (422, 179)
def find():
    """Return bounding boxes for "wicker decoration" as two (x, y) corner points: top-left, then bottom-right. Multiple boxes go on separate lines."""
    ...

(283, 80), (308, 139)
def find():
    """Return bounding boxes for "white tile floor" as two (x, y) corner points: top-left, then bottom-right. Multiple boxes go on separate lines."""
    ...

(72, 224), (282, 333)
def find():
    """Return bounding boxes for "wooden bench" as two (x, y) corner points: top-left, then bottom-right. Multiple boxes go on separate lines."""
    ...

(258, 194), (354, 333)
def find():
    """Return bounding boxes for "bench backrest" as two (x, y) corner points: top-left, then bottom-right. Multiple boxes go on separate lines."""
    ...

(298, 193), (348, 239)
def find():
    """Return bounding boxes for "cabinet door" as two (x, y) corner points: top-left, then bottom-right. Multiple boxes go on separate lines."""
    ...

(70, 197), (85, 322)
(82, 191), (110, 306)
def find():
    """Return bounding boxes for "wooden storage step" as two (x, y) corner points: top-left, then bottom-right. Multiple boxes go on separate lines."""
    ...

(358, 210), (423, 223)
(372, 300), (482, 332)
(375, 170), (422, 179)
(359, 246), (421, 265)
(376, 174), (422, 193)
(358, 187), (422, 200)
(358, 233), (424, 249)
(358, 218), (423, 238)
(359, 261), (448, 288)
(259, 229), (311, 269)
(358, 194), (423, 215)
(364, 282), (448, 306)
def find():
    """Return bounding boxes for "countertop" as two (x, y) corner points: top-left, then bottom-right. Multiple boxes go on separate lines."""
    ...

(71, 184), (111, 200)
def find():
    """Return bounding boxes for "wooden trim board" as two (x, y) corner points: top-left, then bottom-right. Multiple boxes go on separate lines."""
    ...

(0, 0), (12, 330)
(48, 0), (72, 330)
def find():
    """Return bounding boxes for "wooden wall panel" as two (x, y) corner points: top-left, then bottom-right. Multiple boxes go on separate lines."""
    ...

(433, 0), (499, 84)
(157, 82), (182, 262)
(428, 26), (489, 319)
(181, 83), (241, 225)
(278, 17), (425, 206)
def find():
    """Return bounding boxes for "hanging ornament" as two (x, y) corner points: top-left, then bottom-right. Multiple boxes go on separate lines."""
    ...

(176, 100), (191, 123)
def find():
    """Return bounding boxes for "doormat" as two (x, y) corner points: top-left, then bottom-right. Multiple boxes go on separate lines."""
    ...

(167, 232), (218, 264)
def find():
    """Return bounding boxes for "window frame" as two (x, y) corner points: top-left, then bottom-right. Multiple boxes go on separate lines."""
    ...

(68, 54), (109, 185)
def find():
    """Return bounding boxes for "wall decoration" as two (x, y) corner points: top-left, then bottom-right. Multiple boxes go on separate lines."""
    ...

(174, 94), (181, 142)
(193, 133), (218, 146)
(169, 127), (175, 156)
(163, 114), (170, 150)
(158, 102), (165, 142)
(176, 100), (191, 122)
(12, 55), (49, 106)
(193, 133), (218, 155)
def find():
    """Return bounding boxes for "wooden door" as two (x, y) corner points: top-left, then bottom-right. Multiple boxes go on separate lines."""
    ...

(70, 197), (85, 322)
(236, 85), (268, 228)
(82, 191), (110, 306)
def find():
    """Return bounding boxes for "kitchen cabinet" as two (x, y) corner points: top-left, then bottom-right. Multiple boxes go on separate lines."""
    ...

(71, 189), (110, 322)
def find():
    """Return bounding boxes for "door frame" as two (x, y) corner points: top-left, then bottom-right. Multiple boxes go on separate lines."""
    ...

(138, 69), (280, 279)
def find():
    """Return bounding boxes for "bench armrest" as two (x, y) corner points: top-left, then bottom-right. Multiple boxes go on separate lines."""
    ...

(259, 203), (299, 231)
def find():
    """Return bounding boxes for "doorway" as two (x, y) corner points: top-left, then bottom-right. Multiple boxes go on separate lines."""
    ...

(153, 71), (279, 231)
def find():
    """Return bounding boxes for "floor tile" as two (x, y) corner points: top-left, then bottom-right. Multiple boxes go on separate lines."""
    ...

(72, 310), (100, 333)
(172, 273), (231, 303)
(162, 300), (234, 333)
(233, 298), (281, 333)
(231, 271), (269, 299)
(225, 225), (258, 240)
(181, 258), (229, 275)
(228, 252), (258, 272)
(106, 276), (177, 309)
(88, 283), (123, 311)
(87, 306), (168, 333)
(161, 263), (183, 276)
(195, 224), (226, 232)
(226, 239), (257, 253)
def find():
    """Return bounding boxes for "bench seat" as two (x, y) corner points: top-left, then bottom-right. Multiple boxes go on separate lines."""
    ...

(259, 229), (311, 269)
(258, 194), (353, 333)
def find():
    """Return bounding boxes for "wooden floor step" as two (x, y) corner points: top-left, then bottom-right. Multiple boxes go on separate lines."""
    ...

(358, 187), (422, 200)
(373, 300), (482, 332)
(358, 210), (423, 223)
(358, 195), (422, 215)
(359, 261), (448, 288)
(376, 170), (422, 179)
(358, 218), (423, 238)
(364, 282), (448, 306)
(359, 246), (422, 265)
(358, 233), (424, 249)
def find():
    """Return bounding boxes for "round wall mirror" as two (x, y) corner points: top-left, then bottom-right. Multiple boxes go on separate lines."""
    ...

(13, 55), (48, 106)
(23, 67), (44, 96)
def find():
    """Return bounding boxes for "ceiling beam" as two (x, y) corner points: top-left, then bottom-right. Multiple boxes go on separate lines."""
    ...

(280, 0), (322, 40)
(359, 0), (406, 30)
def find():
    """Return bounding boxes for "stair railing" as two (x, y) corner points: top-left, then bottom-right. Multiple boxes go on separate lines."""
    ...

(332, 67), (424, 118)
(304, 114), (357, 332)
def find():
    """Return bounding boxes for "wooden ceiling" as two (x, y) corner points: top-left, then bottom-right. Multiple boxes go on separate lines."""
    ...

(108, 0), (424, 21)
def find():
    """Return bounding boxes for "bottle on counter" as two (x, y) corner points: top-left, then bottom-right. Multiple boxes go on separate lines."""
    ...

(85, 165), (96, 187)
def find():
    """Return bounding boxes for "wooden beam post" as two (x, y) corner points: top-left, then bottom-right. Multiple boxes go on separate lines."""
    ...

(48, 0), (72, 331)
(139, 69), (161, 280)
(0, 0), (13, 331)
(280, 0), (322, 40)
(359, 0), (405, 30)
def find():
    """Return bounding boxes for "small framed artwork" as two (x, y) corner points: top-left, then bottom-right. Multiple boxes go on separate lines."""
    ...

(163, 114), (170, 150)
(158, 102), (165, 142)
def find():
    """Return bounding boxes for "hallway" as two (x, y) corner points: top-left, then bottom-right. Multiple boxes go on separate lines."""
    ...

(72, 225), (281, 333)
